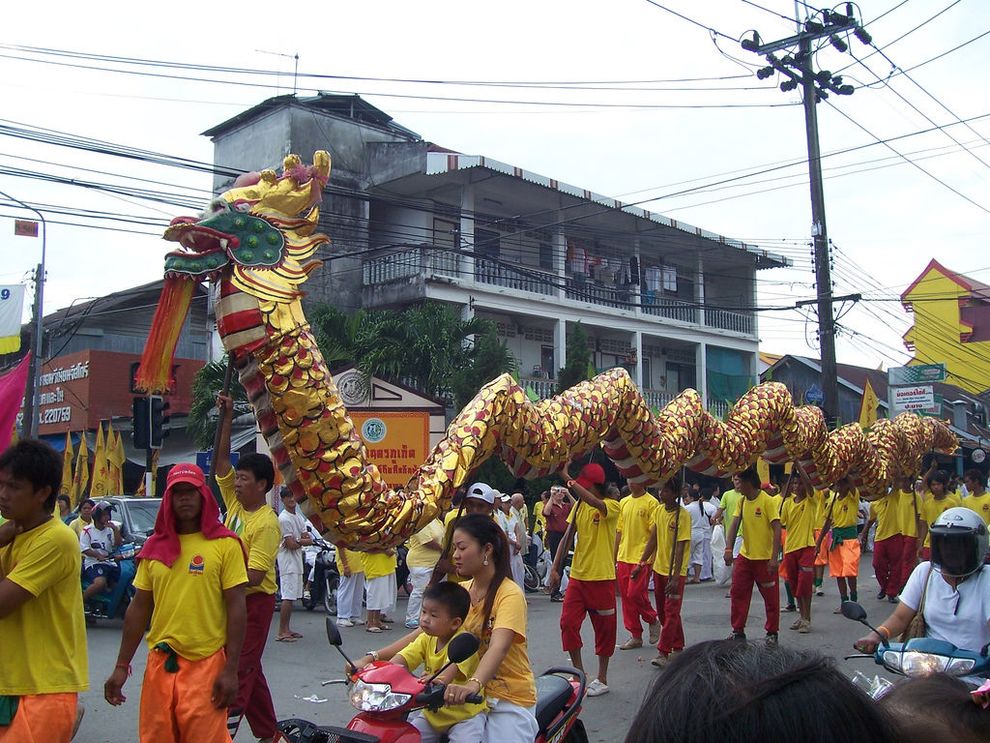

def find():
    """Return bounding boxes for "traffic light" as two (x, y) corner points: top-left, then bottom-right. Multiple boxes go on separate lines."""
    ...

(150, 396), (170, 449)
(132, 397), (150, 449)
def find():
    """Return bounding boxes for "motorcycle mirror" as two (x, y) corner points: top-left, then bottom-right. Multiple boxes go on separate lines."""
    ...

(840, 601), (868, 622)
(325, 617), (343, 647)
(447, 633), (480, 664)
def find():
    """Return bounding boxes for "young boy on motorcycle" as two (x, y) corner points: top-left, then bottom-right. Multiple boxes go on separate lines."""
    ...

(355, 581), (486, 742)
(81, 502), (122, 604)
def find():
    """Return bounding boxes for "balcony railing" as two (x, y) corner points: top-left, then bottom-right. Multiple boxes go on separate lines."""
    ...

(475, 257), (556, 296)
(362, 246), (458, 286)
(643, 389), (677, 410)
(564, 277), (628, 309)
(705, 308), (754, 335)
(641, 296), (698, 324)
(521, 377), (557, 400)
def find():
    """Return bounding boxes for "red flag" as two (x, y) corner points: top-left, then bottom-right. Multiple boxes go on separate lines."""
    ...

(14, 220), (39, 238)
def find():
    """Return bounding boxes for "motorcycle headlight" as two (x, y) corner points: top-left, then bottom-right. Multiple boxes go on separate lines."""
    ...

(946, 657), (976, 676)
(348, 680), (411, 712)
(883, 651), (949, 677)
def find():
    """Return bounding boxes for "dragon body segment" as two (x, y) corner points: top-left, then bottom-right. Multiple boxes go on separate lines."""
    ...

(137, 152), (957, 550)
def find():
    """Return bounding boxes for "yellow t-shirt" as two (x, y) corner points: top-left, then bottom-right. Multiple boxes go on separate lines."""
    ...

(133, 532), (247, 660)
(69, 516), (91, 537)
(362, 551), (397, 580)
(829, 491), (860, 529)
(396, 631), (486, 730)
(872, 497), (899, 542)
(406, 519), (445, 569)
(461, 578), (536, 707)
(0, 518), (88, 695)
(814, 491), (829, 531)
(651, 505), (692, 577)
(963, 493), (990, 527)
(781, 497), (816, 552)
(920, 494), (962, 547)
(892, 489), (922, 537)
(335, 546), (364, 574)
(217, 469), (280, 595)
(533, 501), (546, 537)
(733, 491), (781, 561)
(616, 494), (660, 564)
(568, 499), (621, 582)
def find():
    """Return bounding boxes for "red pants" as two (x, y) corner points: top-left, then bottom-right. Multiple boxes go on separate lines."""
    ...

(873, 535), (902, 596)
(898, 536), (918, 592)
(782, 546), (815, 599)
(0, 692), (77, 743)
(616, 561), (658, 638)
(234, 591), (277, 738)
(560, 578), (617, 657)
(652, 573), (686, 654)
(730, 556), (779, 634)
(141, 648), (232, 743)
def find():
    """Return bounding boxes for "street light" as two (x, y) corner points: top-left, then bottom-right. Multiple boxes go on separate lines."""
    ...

(0, 187), (47, 438)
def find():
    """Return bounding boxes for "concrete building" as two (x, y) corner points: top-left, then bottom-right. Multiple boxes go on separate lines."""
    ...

(203, 94), (791, 412)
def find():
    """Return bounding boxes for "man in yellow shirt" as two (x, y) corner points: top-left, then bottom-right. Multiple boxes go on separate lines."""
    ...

(69, 498), (94, 537)
(634, 478), (691, 667)
(820, 477), (861, 609)
(917, 470), (961, 561)
(0, 440), (88, 743)
(780, 467), (817, 633)
(548, 463), (619, 698)
(890, 476), (923, 597)
(217, 394), (281, 741)
(104, 463), (247, 742)
(724, 466), (782, 645)
(404, 518), (444, 628)
(962, 469), (990, 528)
(614, 483), (661, 650)
(861, 494), (900, 602)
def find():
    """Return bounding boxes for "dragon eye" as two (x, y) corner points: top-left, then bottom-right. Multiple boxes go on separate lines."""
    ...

(232, 202), (252, 213)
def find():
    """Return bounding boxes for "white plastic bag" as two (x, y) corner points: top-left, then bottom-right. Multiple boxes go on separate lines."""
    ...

(711, 524), (732, 586)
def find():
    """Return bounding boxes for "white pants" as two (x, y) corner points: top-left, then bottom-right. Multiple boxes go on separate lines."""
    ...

(410, 710), (486, 743)
(366, 573), (397, 613)
(336, 572), (365, 620)
(510, 553), (525, 591)
(279, 571), (303, 601)
(483, 698), (538, 742)
(405, 566), (434, 625)
(689, 533), (714, 581)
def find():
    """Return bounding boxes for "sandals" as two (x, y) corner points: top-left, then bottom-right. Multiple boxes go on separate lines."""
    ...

(275, 635), (298, 642)
(366, 625), (384, 633)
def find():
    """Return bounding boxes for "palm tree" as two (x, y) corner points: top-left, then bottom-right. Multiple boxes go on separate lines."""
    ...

(186, 358), (250, 450)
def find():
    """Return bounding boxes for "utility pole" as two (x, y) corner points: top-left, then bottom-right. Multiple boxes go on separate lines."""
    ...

(742, 5), (870, 427)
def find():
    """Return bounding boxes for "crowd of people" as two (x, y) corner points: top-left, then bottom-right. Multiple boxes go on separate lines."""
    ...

(3, 409), (990, 743)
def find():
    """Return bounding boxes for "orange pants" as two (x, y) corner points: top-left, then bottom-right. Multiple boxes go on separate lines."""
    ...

(139, 647), (232, 743)
(0, 692), (77, 743)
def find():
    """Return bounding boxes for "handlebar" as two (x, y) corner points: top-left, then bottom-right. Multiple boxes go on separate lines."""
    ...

(413, 684), (483, 707)
(844, 654), (874, 660)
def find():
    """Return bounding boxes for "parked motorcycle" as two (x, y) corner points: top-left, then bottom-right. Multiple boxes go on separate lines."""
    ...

(275, 617), (589, 743)
(524, 531), (551, 593)
(841, 601), (990, 696)
(82, 543), (137, 623)
(302, 533), (340, 615)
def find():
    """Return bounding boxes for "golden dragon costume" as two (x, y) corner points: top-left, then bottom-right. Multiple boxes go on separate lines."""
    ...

(136, 152), (958, 550)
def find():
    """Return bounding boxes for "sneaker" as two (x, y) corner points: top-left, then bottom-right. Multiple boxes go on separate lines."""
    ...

(648, 620), (662, 646)
(352, 618), (366, 626)
(887, 596), (899, 604)
(783, 604), (797, 613)
(789, 618), (803, 631)
(620, 637), (643, 650)
(650, 653), (670, 668)
(550, 593), (564, 602)
(727, 631), (746, 641)
(303, 590), (311, 601)
(815, 588), (824, 597)
(798, 620), (811, 634)
(765, 632), (779, 647)
(586, 679), (610, 697)
(337, 618), (355, 627)
(404, 621), (420, 629)
(876, 590), (886, 600)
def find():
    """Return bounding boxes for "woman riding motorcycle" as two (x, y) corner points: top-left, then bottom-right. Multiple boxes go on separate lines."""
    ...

(855, 507), (990, 655)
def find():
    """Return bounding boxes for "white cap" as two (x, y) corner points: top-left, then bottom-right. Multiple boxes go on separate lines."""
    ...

(466, 482), (496, 504)
(499, 493), (511, 502)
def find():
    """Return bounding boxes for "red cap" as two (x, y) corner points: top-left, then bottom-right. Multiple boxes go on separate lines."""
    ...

(576, 463), (606, 490)
(166, 463), (207, 490)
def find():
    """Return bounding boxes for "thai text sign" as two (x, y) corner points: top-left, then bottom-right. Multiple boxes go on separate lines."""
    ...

(891, 385), (936, 414)
(351, 411), (430, 487)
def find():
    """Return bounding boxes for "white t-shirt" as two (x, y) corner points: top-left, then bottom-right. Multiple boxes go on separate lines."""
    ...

(688, 501), (717, 536)
(277, 509), (309, 575)
(80, 524), (116, 569)
(900, 561), (990, 654)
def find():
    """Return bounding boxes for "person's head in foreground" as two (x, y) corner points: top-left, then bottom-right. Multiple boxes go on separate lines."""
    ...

(418, 581), (470, 641)
(879, 673), (990, 743)
(0, 439), (62, 524)
(624, 640), (899, 743)
(463, 482), (496, 517)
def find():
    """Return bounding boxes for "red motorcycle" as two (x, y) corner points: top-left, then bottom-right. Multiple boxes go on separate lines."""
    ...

(276, 617), (588, 743)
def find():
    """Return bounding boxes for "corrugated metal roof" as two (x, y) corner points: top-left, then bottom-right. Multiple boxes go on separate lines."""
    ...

(425, 152), (789, 269)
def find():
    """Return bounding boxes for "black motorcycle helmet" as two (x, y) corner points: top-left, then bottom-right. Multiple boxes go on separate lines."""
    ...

(929, 507), (989, 578)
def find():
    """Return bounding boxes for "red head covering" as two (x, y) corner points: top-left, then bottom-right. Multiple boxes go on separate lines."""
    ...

(139, 463), (241, 567)
(576, 463), (606, 491)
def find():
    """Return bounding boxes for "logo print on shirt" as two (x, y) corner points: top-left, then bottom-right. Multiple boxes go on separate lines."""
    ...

(189, 554), (205, 575)
(754, 508), (763, 517)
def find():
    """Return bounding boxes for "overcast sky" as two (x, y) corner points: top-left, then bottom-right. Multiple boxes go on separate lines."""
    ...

(1, 0), (988, 373)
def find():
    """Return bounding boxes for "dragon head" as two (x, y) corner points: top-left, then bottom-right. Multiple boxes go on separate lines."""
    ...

(135, 152), (332, 393)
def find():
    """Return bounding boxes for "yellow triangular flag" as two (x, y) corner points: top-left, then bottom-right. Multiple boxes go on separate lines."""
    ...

(108, 424), (126, 495)
(859, 379), (879, 429)
(60, 432), (74, 498)
(91, 423), (109, 498)
(72, 433), (89, 504)
(784, 461), (794, 475)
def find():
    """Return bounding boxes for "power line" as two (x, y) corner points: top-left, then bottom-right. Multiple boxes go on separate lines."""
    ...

(641, 0), (739, 40)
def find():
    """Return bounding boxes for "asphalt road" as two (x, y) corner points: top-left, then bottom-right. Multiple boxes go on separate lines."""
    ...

(73, 556), (888, 742)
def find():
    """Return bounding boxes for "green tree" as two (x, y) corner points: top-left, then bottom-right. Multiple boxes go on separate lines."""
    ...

(451, 327), (518, 409)
(557, 322), (593, 393)
(186, 357), (250, 450)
